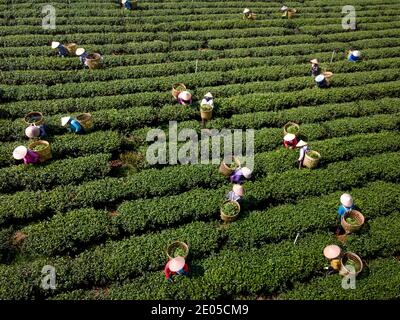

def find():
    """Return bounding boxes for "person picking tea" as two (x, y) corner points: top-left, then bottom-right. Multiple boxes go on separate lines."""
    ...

(25, 124), (46, 139)
(226, 184), (245, 203)
(283, 133), (298, 149)
(229, 167), (252, 184)
(178, 91), (192, 106)
(337, 193), (355, 234)
(296, 140), (309, 169)
(310, 59), (320, 77)
(76, 48), (89, 66)
(13, 146), (40, 165)
(61, 116), (84, 134)
(201, 92), (214, 109)
(51, 41), (69, 57)
(164, 256), (189, 284)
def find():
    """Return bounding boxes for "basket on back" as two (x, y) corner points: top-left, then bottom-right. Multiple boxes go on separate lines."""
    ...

(65, 43), (77, 55)
(86, 53), (103, 70)
(172, 83), (186, 99)
(28, 140), (52, 162)
(341, 210), (365, 234)
(76, 113), (93, 131)
(24, 112), (44, 126)
(303, 150), (321, 169)
(166, 241), (189, 260)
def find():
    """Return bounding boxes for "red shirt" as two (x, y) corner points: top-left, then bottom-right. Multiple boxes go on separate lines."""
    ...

(283, 137), (298, 149)
(164, 261), (189, 279)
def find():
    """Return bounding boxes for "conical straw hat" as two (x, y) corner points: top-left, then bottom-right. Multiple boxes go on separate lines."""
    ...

(13, 146), (28, 160)
(169, 256), (185, 272)
(323, 245), (341, 259)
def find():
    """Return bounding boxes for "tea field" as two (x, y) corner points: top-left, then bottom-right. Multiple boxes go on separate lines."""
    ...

(0, 0), (399, 300)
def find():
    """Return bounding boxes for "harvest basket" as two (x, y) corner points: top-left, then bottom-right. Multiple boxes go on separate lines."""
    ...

(172, 83), (186, 99)
(24, 112), (44, 126)
(339, 252), (363, 277)
(323, 71), (334, 84)
(65, 43), (77, 55)
(283, 122), (300, 136)
(341, 210), (365, 234)
(219, 157), (240, 177)
(166, 241), (189, 260)
(28, 140), (52, 162)
(220, 200), (240, 222)
(86, 53), (102, 70)
(303, 150), (321, 169)
(288, 9), (297, 19)
(76, 113), (93, 130)
(200, 105), (213, 120)
(131, 0), (138, 9)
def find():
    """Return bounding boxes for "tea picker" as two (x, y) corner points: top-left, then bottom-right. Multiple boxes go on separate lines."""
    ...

(13, 146), (40, 165)
(230, 166), (252, 184)
(164, 256), (189, 284)
(323, 245), (342, 275)
(51, 41), (69, 57)
(200, 92), (214, 128)
(310, 59), (320, 77)
(296, 140), (309, 169)
(283, 133), (298, 149)
(178, 91), (192, 106)
(61, 116), (84, 134)
(227, 184), (245, 203)
(122, 0), (137, 10)
(25, 124), (46, 139)
(76, 48), (89, 66)
(337, 193), (355, 235)
(348, 49), (361, 62)
(243, 8), (256, 20)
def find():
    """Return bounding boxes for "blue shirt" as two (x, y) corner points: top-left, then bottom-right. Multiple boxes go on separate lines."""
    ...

(338, 204), (355, 218)
(124, 0), (133, 9)
(227, 191), (241, 202)
(69, 119), (83, 134)
(79, 52), (88, 65)
(57, 44), (69, 57)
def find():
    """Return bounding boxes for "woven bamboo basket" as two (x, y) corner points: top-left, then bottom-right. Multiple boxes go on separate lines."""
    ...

(24, 112), (44, 126)
(172, 83), (186, 99)
(76, 113), (93, 130)
(28, 140), (52, 162)
(220, 200), (240, 223)
(341, 210), (365, 234)
(166, 241), (189, 260)
(323, 71), (334, 85)
(65, 43), (77, 55)
(200, 105), (213, 120)
(288, 9), (297, 19)
(303, 150), (321, 169)
(283, 121), (300, 136)
(86, 53), (102, 70)
(219, 157), (241, 177)
(339, 252), (363, 277)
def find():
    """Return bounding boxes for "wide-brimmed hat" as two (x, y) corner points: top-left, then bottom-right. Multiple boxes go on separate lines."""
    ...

(51, 41), (60, 49)
(178, 91), (192, 104)
(310, 59), (319, 64)
(122, 0), (127, 3)
(340, 193), (353, 207)
(61, 116), (71, 126)
(75, 48), (86, 56)
(233, 184), (245, 197)
(241, 167), (252, 179)
(315, 74), (325, 82)
(13, 146), (28, 160)
(296, 140), (308, 148)
(25, 125), (40, 138)
(243, 8), (251, 14)
(204, 92), (213, 99)
(323, 245), (341, 259)
(284, 133), (296, 141)
(352, 50), (361, 57)
(281, 5), (288, 11)
(169, 256), (185, 272)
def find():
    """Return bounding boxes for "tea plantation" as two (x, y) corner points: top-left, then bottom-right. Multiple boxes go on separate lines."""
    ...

(0, 0), (399, 300)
